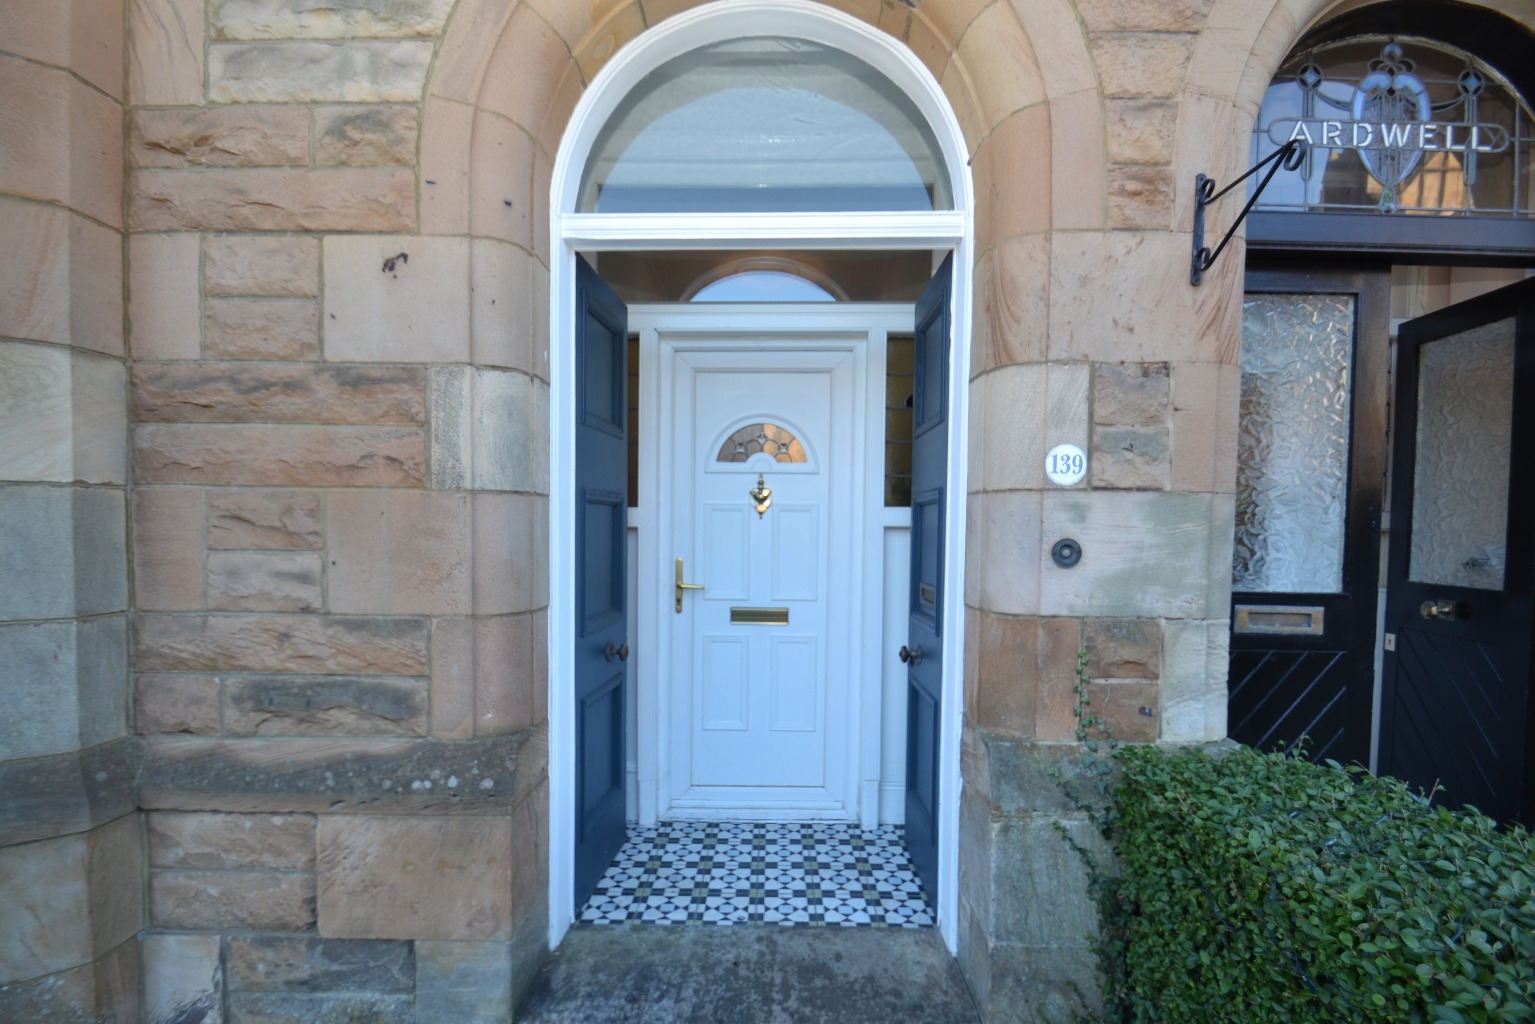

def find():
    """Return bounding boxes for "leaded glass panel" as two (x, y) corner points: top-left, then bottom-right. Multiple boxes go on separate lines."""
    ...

(1233, 293), (1355, 593)
(1253, 37), (1535, 215)
(1408, 318), (1514, 590)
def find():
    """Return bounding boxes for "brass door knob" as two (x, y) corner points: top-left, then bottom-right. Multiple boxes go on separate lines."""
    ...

(1419, 599), (1458, 621)
(899, 644), (923, 665)
(605, 641), (629, 662)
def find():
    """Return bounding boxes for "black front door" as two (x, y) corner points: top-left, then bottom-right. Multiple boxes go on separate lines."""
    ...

(1228, 267), (1389, 767)
(1380, 277), (1535, 824)
(574, 256), (630, 904)
(904, 253), (952, 905)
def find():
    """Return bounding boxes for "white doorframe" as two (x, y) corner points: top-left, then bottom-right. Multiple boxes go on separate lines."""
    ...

(547, 0), (975, 952)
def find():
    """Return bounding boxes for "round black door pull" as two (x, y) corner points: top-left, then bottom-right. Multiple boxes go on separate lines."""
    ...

(899, 644), (923, 665)
(1052, 538), (1082, 568)
(605, 641), (630, 662)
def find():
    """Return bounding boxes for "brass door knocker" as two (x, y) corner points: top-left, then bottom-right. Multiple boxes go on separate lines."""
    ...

(749, 474), (772, 517)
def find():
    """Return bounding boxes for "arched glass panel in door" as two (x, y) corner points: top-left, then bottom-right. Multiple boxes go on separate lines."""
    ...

(577, 37), (952, 213)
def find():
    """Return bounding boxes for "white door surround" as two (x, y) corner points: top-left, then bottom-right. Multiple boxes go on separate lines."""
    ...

(547, 0), (974, 952)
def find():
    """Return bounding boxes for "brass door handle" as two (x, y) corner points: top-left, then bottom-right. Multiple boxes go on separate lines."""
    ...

(1420, 599), (1459, 621)
(899, 644), (922, 665)
(605, 641), (629, 662)
(675, 557), (703, 613)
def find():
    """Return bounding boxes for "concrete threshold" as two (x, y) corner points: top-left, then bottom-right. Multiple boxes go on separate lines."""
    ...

(518, 923), (983, 1024)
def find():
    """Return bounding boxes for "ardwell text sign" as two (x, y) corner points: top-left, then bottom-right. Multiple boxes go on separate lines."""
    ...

(1265, 118), (1510, 153)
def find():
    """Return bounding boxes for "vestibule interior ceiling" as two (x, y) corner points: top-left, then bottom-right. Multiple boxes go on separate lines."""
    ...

(589, 250), (938, 303)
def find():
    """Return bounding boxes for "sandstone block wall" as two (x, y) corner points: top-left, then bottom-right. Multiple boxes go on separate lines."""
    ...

(6, 0), (1510, 1022)
(0, 0), (142, 1019)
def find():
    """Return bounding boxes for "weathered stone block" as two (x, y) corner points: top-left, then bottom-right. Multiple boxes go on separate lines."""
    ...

(0, 937), (142, 1024)
(428, 366), (471, 489)
(139, 731), (543, 815)
(1091, 425), (1171, 490)
(137, 614), (428, 675)
(974, 490), (1043, 616)
(470, 238), (535, 372)
(133, 487), (205, 611)
(954, 2), (1046, 130)
(0, 485), (126, 620)
(472, 369), (548, 493)
(317, 815), (513, 940)
(430, 618), (474, 740)
(224, 676), (428, 737)
(150, 811), (315, 870)
(209, 41), (432, 103)
(0, 620), (82, 761)
(0, 0), (124, 98)
(473, 615), (536, 737)
(1091, 32), (1197, 98)
(0, 55), (123, 228)
(0, 741), (140, 848)
(314, 106), (418, 166)
(134, 363), (426, 425)
(205, 235), (320, 298)
(1094, 362), (1170, 426)
(227, 992), (412, 1024)
(143, 933), (223, 1024)
(226, 936), (413, 993)
(1084, 618), (1160, 680)
(134, 424), (428, 487)
(206, 552), (323, 612)
(0, 832), (89, 983)
(979, 943), (1105, 1024)
(75, 614), (130, 748)
(130, 232), (202, 360)
(472, 492), (547, 615)
(0, 343), (127, 484)
(211, 0), (454, 39)
(415, 940), (512, 1024)
(1040, 491), (1216, 617)
(477, 3), (571, 134)
(137, 675), (222, 735)
(207, 490), (323, 550)
(1108, 164), (1175, 230)
(327, 490), (470, 615)
(1105, 97), (1178, 165)
(130, 168), (416, 233)
(85, 814), (145, 955)
(129, 0), (205, 106)
(205, 298), (321, 360)
(151, 869), (316, 931)
(130, 106), (309, 168)
(1160, 618), (1229, 742)
(1075, 0), (1213, 32)
(322, 235), (470, 363)
(975, 613), (1038, 737)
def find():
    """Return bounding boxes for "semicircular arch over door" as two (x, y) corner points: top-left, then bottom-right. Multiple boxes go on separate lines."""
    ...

(543, 0), (976, 950)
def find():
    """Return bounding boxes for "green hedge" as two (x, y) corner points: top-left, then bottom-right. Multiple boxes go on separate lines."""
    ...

(1102, 746), (1535, 1024)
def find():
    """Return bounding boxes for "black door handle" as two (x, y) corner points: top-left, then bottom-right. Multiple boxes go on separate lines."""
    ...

(899, 644), (922, 665)
(605, 642), (630, 662)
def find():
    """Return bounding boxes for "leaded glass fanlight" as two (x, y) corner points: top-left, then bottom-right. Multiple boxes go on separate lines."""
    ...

(577, 37), (952, 213)
(1252, 36), (1535, 215)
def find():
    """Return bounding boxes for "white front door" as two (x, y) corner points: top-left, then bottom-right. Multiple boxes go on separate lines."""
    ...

(669, 343), (857, 817)
(635, 306), (907, 823)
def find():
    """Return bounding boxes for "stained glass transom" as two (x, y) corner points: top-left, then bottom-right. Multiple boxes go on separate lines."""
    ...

(1408, 318), (1514, 591)
(717, 423), (806, 464)
(1233, 293), (1355, 594)
(1252, 37), (1535, 215)
(578, 37), (951, 213)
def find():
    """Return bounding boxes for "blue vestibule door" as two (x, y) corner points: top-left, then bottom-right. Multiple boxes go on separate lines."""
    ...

(905, 252), (952, 905)
(574, 255), (630, 905)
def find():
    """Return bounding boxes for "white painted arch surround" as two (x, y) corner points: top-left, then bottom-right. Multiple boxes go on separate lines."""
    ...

(547, 0), (974, 952)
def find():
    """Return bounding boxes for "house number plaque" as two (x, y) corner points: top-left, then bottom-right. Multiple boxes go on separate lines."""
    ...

(1045, 444), (1087, 486)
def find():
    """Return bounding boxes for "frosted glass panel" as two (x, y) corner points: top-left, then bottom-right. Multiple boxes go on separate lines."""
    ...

(1233, 293), (1355, 593)
(578, 37), (951, 213)
(1409, 318), (1514, 590)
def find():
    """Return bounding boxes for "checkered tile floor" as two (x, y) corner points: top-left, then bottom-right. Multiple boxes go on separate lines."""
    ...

(577, 821), (935, 928)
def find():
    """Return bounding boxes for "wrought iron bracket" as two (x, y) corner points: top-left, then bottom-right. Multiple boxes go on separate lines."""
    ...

(1191, 138), (1307, 286)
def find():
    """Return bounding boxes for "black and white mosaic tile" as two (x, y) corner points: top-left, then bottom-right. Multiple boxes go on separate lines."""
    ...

(577, 821), (935, 928)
